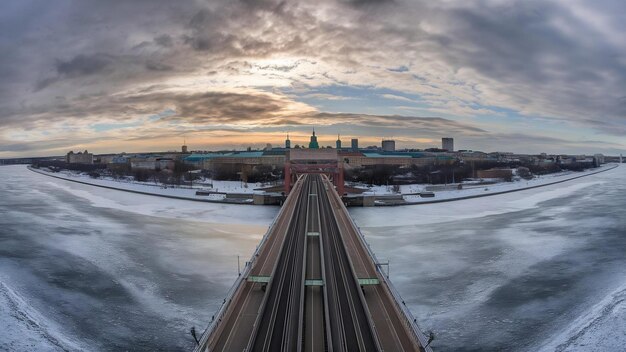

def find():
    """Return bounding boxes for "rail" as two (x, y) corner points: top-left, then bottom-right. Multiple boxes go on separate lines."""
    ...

(194, 178), (303, 352)
(297, 177), (311, 352)
(317, 181), (333, 351)
(245, 175), (308, 350)
(319, 178), (383, 351)
(328, 179), (434, 352)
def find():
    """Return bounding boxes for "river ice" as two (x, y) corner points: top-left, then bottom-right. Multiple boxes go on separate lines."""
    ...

(1, 164), (624, 351)
(350, 164), (626, 351)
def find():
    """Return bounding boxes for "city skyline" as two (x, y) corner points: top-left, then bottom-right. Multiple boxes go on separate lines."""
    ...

(2, 1), (626, 158)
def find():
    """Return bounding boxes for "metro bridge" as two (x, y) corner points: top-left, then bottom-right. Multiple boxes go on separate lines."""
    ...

(194, 165), (431, 351)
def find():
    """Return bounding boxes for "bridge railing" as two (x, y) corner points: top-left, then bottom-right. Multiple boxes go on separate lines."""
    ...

(194, 261), (249, 351)
(194, 180), (300, 352)
(337, 194), (434, 352)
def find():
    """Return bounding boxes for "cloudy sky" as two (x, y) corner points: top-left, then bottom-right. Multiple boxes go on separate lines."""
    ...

(1, 0), (625, 157)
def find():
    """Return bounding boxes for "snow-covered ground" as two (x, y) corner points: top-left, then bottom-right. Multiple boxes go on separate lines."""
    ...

(0, 280), (86, 351)
(354, 164), (617, 204)
(41, 180), (278, 226)
(29, 167), (278, 203)
(31, 164), (617, 207)
(535, 283), (626, 352)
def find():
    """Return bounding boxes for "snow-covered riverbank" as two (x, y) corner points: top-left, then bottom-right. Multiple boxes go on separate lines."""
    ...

(359, 163), (618, 205)
(28, 163), (619, 206)
(28, 167), (274, 204)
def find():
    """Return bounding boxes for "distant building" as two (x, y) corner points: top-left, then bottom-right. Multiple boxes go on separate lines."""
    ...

(458, 151), (495, 163)
(111, 155), (129, 164)
(178, 145), (458, 175)
(130, 156), (175, 171)
(336, 134), (342, 149)
(66, 150), (93, 164)
(96, 154), (115, 164)
(182, 144), (188, 153)
(189, 151), (285, 173)
(351, 138), (359, 151)
(593, 154), (605, 165)
(130, 158), (157, 170)
(476, 168), (513, 180)
(341, 151), (454, 168)
(156, 158), (175, 171)
(381, 139), (396, 152)
(285, 134), (291, 149)
(264, 143), (273, 151)
(308, 129), (319, 149)
(442, 137), (454, 152)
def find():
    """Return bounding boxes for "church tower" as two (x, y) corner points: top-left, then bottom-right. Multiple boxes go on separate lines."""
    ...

(285, 133), (291, 149)
(308, 128), (319, 149)
(336, 134), (341, 149)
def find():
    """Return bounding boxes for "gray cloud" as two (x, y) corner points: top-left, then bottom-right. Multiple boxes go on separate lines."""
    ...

(340, 0), (395, 7)
(461, 132), (625, 155)
(35, 54), (113, 91)
(312, 112), (486, 135)
(0, 87), (486, 138)
(1, 0), (625, 156)
(145, 61), (173, 72)
(56, 54), (111, 77)
(154, 34), (174, 47)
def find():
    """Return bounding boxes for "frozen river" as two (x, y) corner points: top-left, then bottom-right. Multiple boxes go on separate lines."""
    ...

(1, 164), (624, 351)
(351, 164), (626, 351)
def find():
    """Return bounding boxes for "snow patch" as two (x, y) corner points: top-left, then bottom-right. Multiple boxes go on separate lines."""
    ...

(535, 283), (626, 352)
(42, 180), (276, 226)
(0, 280), (85, 351)
(350, 181), (603, 227)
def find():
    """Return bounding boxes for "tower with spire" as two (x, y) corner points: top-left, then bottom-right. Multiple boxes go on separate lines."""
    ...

(336, 134), (341, 149)
(308, 128), (319, 149)
(285, 133), (291, 149)
(182, 138), (188, 153)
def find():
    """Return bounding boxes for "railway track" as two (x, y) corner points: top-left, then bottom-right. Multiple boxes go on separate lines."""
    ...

(197, 174), (428, 352)
(248, 176), (311, 351)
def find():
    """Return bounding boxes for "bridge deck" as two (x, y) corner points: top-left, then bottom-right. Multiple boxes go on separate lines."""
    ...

(322, 176), (427, 351)
(195, 175), (429, 352)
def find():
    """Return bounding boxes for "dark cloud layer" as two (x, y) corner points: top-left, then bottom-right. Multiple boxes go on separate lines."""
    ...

(0, 0), (625, 156)
(1, 88), (484, 134)
(56, 54), (111, 77)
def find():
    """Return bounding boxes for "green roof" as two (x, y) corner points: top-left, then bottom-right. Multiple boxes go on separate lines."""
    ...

(363, 152), (407, 158)
(362, 151), (458, 160)
(363, 152), (429, 158)
(184, 153), (230, 162)
(230, 151), (264, 158)
(262, 149), (288, 156)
